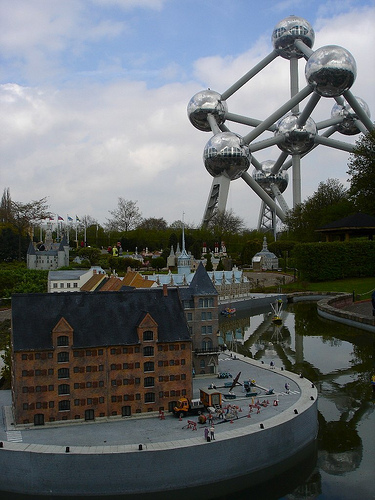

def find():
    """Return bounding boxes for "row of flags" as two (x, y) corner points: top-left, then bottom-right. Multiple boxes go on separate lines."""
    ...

(48, 215), (81, 222)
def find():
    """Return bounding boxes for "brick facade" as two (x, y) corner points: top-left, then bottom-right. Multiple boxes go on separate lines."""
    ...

(11, 288), (192, 426)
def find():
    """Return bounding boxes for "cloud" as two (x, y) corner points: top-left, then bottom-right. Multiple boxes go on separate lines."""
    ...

(1, 2), (374, 231)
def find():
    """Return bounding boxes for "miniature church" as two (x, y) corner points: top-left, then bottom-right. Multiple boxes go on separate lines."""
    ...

(252, 237), (279, 271)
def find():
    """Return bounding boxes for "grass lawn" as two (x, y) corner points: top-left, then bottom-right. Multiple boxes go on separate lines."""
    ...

(281, 276), (375, 299)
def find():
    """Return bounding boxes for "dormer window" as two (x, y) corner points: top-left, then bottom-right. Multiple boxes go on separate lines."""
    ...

(57, 336), (69, 347)
(143, 331), (154, 341)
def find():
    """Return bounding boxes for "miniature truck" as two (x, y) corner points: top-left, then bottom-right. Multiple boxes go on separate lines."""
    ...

(173, 389), (222, 417)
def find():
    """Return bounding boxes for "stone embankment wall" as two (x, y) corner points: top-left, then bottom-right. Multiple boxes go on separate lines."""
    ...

(288, 292), (375, 333)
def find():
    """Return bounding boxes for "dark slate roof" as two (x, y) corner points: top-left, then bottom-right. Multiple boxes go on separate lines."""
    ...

(186, 262), (218, 297)
(318, 213), (375, 230)
(27, 242), (36, 255)
(12, 288), (190, 351)
(58, 235), (68, 250)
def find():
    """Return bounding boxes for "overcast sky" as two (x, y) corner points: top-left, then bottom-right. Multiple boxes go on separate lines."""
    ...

(1, 0), (374, 230)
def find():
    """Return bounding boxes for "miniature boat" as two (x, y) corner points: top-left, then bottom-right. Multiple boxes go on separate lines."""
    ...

(221, 307), (236, 317)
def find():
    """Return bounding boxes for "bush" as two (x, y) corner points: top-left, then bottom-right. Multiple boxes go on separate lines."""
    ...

(293, 241), (375, 281)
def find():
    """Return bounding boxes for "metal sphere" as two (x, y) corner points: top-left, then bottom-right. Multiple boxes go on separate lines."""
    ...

(274, 113), (317, 154)
(272, 16), (315, 60)
(203, 132), (251, 180)
(252, 161), (289, 196)
(187, 89), (227, 132)
(331, 97), (371, 135)
(305, 45), (357, 97)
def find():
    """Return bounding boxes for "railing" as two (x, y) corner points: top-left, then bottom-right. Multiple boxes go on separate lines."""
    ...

(194, 347), (222, 355)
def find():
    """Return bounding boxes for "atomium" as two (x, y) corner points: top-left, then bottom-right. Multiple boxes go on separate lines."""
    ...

(188, 15), (373, 234)
(272, 15), (315, 60)
(204, 132), (251, 180)
(252, 161), (289, 196)
(305, 45), (357, 97)
(331, 97), (371, 136)
(187, 89), (227, 132)
(274, 113), (317, 154)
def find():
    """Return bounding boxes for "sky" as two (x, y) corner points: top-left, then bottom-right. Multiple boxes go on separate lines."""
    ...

(1, 0), (374, 230)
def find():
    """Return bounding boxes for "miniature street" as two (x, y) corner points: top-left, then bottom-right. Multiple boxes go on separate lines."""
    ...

(0, 352), (306, 449)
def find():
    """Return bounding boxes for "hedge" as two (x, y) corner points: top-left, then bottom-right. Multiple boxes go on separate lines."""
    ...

(293, 241), (375, 281)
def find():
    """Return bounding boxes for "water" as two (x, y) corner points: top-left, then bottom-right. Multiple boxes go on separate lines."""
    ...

(218, 301), (375, 500)
(1, 301), (374, 499)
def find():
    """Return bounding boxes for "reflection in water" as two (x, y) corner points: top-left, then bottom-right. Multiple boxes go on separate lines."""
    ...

(219, 301), (374, 499)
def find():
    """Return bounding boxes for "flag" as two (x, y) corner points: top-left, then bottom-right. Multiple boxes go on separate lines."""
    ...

(76, 215), (80, 222)
(49, 215), (54, 221)
(58, 215), (64, 221)
(67, 216), (73, 222)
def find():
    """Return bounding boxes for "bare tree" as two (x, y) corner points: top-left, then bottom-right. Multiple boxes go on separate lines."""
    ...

(9, 197), (50, 259)
(106, 198), (142, 232)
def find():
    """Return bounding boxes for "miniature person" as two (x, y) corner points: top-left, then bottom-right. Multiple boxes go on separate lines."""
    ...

(210, 425), (215, 440)
(204, 427), (209, 441)
(270, 361), (275, 369)
(285, 383), (290, 394)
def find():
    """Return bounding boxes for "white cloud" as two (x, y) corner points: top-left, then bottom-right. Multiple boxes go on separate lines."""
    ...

(1, 2), (374, 231)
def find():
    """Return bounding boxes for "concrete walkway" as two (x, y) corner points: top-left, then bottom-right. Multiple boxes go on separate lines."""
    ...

(0, 353), (310, 449)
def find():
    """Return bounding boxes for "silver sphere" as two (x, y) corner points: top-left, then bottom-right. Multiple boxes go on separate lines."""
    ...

(272, 16), (315, 60)
(187, 89), (227, 132)
(305, 45), (357, 97)
(331, 97), (371, 135)
(274, 113), (317, 154)
(252, 161), (289, 196)
(203, 132), (251, 180)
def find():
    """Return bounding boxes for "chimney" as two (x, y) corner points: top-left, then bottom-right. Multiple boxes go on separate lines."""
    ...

(163, 284), (168, 297)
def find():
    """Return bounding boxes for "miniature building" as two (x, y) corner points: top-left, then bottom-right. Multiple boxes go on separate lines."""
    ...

(27, 234), (69, 270)
(11, 288), (192, 425)
(252, 237), (279, 271)
(180, 263), (220, 375)
(48, 267), (106, 292)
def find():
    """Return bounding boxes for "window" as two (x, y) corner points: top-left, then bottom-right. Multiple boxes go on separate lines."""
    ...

(201, 311), (212, 320)
(145, 392), (155, 403)
(67, 283), (71, 288)
(143, 331), (154, 341)
(58, 384), (70, 395)
(57, 336), (69, 347)
(58, 368), (69, 379)
(143, 346), (154, 357)
(201, 326), (213, 335)
(198, 298), (214, 308)
(187, 312), (193, 321)
(53, 283), (58, 288)
(57, 352), (69, 363)
(73, 283), (78, 288)
(144, 362), (154, 372)
(60, 283), (64, 288)
(144, 377), (154, 387)
(58, 400), (70, 411)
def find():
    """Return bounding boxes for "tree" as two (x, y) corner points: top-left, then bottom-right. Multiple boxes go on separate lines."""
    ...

(8, 196), (50, 259)
(138, 217), (168, 231)
(106, 198), (142, 232)
(347, 130), (375, 216)
(285, 179), (354, 242)
(206, 209), (245, 234)
(0, 188), (12, 223)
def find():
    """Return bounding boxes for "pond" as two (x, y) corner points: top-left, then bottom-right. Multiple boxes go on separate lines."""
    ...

(217, 300), (374, 500)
